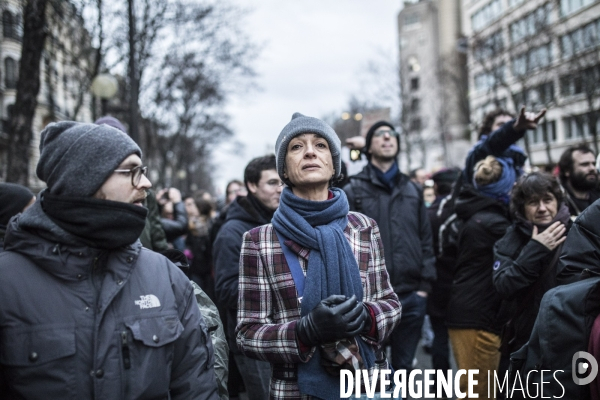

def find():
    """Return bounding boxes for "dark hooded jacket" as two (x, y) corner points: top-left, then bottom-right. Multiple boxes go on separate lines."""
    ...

(343, 164), (436, 294)
(0, 201), (218, 399)
(446, 185), (511, 334)
(557, 198), (600, 284)
(213, 195), (272, 353)
(427, 195), (456, 318)
(492, 206), (572, 354)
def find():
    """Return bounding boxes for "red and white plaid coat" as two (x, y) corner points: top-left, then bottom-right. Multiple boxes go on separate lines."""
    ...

(236, 211), (402, 399)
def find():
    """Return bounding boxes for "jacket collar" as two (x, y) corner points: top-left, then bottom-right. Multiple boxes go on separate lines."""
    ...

(4, 202), (141, 282)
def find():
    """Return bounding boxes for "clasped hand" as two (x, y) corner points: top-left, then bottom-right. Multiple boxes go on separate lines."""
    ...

(296, 294), (369, 346)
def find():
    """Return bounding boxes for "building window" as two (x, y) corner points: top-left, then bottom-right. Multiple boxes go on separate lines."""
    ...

(4, 57), (17, 89)
(509, 3), (552, 43)
(410, 77), (419, 91)
(563, 113), (599, 140)
(410, 118), (422, 131)
(2, 10), (20, 40)
(561, 66), (599, 96)
(471, 0), (502, 31)
(474, 65), (505, 91)
(560, 0), (596, 17)
(561, 18), (600, 58)
(512, 43), (553, 76)
(529, 120), (556, 143)
(473, 30), (504, 61)
(403, 13), (421, 30)
(411, 98), (420, 113)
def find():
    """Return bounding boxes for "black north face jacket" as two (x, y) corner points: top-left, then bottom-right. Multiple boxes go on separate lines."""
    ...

(0, 202), (218, 399)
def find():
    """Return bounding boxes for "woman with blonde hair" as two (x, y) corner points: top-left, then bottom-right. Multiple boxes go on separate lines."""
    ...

(446, 155), (514, 399)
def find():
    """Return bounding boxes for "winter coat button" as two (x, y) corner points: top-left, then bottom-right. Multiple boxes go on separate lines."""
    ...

(117, 279), (123, 285)
(126, 256), (133, 263)
(77, 274), (83, 279)
(95, 369), (104, 378)
(152, 335), (159, 343)
(29, 352), (38, 362)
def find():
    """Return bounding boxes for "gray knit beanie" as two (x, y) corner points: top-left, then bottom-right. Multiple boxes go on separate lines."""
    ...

(36, 121), (142, 197)
(275, 112), (342, 181)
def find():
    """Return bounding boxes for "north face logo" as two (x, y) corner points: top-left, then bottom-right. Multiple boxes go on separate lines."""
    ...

(134, 295), (161, 309)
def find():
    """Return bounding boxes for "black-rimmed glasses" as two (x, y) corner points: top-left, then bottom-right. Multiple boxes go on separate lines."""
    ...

(113, 165), (148, 187)
(373, 129), (399, 138)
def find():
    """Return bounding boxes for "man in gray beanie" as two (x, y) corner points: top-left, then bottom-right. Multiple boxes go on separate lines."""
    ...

(0, 121), (218, 399)
(343, 120), (436, 374)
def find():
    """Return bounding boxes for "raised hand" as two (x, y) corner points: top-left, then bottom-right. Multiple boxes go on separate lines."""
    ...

(513, 106), (547, 132)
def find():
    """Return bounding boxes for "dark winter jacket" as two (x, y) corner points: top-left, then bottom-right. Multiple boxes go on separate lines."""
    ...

(0, 225), (5, 252)
(446, 185), (511, 334)
(0, 201), (218, 399)
(561, 182), (600, 217)
(427, 195), (456, 318)
(343, 164), (436, 294)
(161, 201), (189, 243)
(213, 195), (271, 354)
(463, 120), (527, 185)
(557, 198), (600, 284)
(493, 216), (572, 354)
(139, 189), (169, 251)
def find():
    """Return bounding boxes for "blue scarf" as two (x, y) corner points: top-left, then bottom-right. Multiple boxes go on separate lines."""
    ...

(372, 161), (399, 190)
(272, 187), (375, 400)
(473, 157), (516, 204)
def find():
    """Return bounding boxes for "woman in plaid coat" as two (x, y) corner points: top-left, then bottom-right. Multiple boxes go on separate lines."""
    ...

(236, 113), (401, 399)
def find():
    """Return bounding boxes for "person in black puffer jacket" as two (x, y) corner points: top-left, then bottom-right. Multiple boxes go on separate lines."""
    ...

(447, 156), (513, 399)
(493, 172), (571, 357)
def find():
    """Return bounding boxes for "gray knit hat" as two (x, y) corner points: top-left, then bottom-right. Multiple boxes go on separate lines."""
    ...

(36, 121), (142, 197)
(275, 112), (342, 181)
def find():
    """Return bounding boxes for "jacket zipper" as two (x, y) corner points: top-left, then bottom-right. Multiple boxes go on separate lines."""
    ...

(121, 331), (131, 369)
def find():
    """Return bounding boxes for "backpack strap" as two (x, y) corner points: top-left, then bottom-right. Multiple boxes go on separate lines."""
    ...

(276, 231), (305, 303)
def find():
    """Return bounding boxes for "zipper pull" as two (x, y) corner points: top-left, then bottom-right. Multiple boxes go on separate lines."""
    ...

(121, 331), (131, 369)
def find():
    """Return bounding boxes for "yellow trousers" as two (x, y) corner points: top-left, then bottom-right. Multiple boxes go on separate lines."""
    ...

(448, 328), (501, 400)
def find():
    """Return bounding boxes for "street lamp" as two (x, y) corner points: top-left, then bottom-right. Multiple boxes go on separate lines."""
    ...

(90, 73), (118, 116)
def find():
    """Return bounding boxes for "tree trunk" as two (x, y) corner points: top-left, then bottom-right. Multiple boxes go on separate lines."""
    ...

(5, 0), (49, 185)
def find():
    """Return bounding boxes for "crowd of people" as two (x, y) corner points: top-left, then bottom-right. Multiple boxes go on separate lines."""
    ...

(1, 107), (600, 399)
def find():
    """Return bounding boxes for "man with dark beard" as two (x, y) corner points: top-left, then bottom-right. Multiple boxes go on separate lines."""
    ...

(558, 144), (600, 216)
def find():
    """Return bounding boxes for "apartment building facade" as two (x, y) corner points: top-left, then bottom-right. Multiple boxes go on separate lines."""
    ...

(0, 0), (94, 187)
(464, 0), (600, 167)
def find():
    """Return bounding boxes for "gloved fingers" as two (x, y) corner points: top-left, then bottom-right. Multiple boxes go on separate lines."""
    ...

(330, 294), (358, 314)
(322, 294), (348, 307)
(345, 319), (366, 337)
(342, 299), (365, 322)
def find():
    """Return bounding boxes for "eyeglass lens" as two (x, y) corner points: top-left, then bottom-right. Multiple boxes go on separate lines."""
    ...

(375, 129), (397, 137)
(133, 166), (148, 186)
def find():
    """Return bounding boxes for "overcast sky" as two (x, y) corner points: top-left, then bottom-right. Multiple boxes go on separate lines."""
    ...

(212, 1), (403, 194)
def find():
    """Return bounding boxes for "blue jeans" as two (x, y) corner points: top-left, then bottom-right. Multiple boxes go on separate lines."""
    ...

(233, 354), (272, 400)
(390, 291), (427, 371)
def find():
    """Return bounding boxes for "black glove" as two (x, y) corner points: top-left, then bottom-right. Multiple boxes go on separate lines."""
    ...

(360, 303), (373, 335)
(295, 294), (367, 346)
